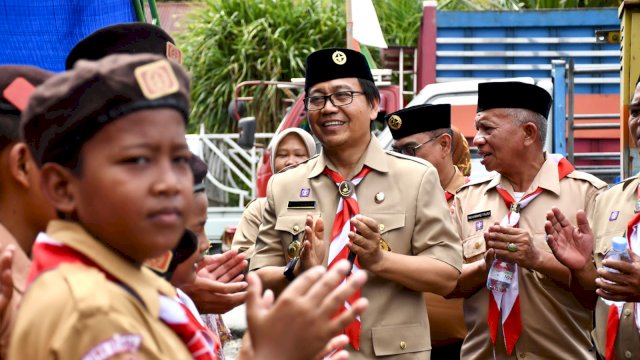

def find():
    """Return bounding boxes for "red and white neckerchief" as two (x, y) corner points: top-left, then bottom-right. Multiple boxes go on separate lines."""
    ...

(604, 184), (640, 360)
(323, 166), (371, 351)
(28, 233), (222, 360)
(489, 154), (574, 356)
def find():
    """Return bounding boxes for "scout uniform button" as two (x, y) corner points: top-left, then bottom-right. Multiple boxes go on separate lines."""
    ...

(519, 352), (526, 358)
(474, 242), (481, 249)
(624, 308), (632, 317)
(293, 225), (300, 232)
(378, 224), (385, 232)
(399, 341), (406, 350)
(625, 350), (632, 359)
(375, 192), (385, 203)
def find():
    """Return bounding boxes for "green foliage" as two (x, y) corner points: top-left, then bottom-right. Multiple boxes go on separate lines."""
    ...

(178, 0), (345, 133)
(372, 0), (423, 47)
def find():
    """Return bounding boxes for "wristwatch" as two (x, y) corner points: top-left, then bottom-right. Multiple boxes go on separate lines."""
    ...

(283, 256), (299, 282)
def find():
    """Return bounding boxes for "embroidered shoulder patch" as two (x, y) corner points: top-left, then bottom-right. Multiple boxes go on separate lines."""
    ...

(82, 333), (142, 360)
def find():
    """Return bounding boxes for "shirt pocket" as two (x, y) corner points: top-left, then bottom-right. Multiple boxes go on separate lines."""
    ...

(462, 234), (485, 263)
(275, 214), (315, 259)
(372, 324), (430, 356)
(369, 213), (405, 253)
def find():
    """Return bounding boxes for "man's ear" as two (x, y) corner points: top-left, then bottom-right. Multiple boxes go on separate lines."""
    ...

(439, 133), (453, 158)
(369, 97), (380, 122)
(39, 163), (78, 215)
(6, 143), (33, 189)
(522, 122), (539, 146)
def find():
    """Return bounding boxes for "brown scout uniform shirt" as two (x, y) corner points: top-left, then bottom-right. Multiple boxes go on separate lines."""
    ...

(590, 175), (640, 359)
(0, 224), (30, 359)
(231, 197), (267, 260)
(8, 220), (192, 359)
(453, 156), (606, 360)
(250, 137), (463, 360)
(425, 165), (468, 347)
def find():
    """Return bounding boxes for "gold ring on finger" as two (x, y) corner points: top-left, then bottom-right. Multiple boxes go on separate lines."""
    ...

(507, 242), (518, 253)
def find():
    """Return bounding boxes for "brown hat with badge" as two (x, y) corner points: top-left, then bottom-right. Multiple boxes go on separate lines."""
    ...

(65, 22), (182, 70)
(304, 48), (374, 93)
(477, 81), (552, 119)
(0, 65), (53, 150)
(386, 104), (451, 140)
(22, 53), (191, 167)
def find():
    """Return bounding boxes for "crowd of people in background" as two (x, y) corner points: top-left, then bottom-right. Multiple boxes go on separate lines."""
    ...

(0, 20), (639, 360)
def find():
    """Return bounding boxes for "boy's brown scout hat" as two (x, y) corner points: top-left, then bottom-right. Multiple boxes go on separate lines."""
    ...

(21, 53), (191, 166)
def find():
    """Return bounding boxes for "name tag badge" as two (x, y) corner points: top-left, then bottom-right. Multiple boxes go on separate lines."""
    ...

(287, 201), (316, 209)
(468, 210), (491, 221)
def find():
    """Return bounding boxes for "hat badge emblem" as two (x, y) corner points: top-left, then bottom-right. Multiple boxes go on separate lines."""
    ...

(388, 115), (402, 130)
(332, 51), (347, 65)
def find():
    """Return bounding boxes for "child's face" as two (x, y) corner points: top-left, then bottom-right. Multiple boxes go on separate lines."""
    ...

(71, 108), (193, 263)
(172, 191), (209, 287)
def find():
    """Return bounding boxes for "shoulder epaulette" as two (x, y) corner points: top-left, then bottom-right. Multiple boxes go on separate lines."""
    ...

(244, 198), (258, 209)
(619, 174), (639, 190)
(276, 154), (319, 174)
(456, 172), (496, 193)
(384, 150), (430, 167)
(565, 170), (608, 189)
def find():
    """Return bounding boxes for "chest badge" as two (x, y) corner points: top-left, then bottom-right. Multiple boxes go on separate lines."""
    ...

(609, 211), (619, 221)
(300, 188), (311, 197)
(475, 220), (484, 231)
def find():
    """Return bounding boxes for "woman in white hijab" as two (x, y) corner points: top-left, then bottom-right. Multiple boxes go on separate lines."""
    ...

(231, 128), (316, 260)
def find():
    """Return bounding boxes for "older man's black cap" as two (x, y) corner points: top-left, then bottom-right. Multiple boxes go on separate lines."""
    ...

(22, 53), (191, 167)
(65, 22), (181, 70)
(477, 81), (552, 119)
(190, 154), (208, 192)
(304, 48), (374, 93)
(386, 104), (451, 140)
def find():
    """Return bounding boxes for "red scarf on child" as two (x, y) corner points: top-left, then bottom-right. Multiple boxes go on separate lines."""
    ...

(28, 233), (222, 360)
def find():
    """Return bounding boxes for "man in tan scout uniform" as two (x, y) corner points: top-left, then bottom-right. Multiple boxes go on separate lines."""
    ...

(250, 48), (463, 359)
(449, 81), (606, 359)
(546, 79), (640, 360)
(386, 103), (467, 358)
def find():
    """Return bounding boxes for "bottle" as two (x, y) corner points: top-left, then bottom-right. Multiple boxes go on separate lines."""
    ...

(603, 236), (632, 276)
(487, 258), (516, 292)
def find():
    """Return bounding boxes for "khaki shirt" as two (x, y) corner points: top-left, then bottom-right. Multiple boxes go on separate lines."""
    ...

(231, 197), (267, 260)
(250, 137), (463, 359)
(8, 220), (192, 360)
(0, 224), (30, 359)
(453, 156), (606, 360)
(425, 165), (467, 346)
(590, 175), (640, 359)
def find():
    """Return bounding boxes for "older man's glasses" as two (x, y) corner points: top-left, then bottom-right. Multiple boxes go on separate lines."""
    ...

(392, 135), (440, 157)
(304, 91), (366, 111)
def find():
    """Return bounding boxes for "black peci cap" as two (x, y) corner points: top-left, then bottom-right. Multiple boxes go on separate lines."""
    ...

(477, 81), (552, 119)
(304, 48), (374, 93)
(386, 104), (451, 140)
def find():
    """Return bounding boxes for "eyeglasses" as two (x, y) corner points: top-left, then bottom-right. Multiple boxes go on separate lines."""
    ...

(391, 135), (441, 157)
(303, 91), (366, 111)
